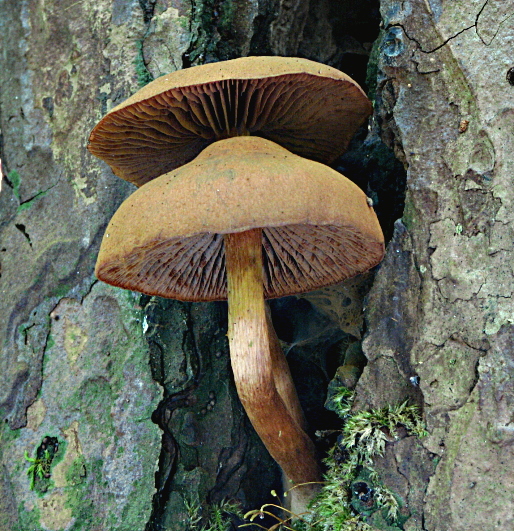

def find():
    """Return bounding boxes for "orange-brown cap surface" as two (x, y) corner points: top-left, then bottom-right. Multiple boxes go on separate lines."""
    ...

(88, 56), (372, 187)
(96, 137), (384, 301)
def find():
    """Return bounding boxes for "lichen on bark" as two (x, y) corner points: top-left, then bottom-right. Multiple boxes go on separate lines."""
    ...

(369, 1), (514, 529)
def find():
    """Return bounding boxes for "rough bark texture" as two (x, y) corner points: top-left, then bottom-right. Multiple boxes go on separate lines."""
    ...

(2, 0), (511, 530)
(360, 1), (514, 530)
(0, 2), (163, 529)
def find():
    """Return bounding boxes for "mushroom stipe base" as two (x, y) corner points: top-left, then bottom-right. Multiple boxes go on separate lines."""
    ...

(225, 228), (322, 513)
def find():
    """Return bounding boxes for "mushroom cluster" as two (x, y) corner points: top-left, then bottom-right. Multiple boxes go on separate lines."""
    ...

(88, 57), (385, 514)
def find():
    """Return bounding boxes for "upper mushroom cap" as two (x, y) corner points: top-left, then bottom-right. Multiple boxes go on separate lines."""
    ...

(88, 56), (372, 187)
(95, 136), (384, 301)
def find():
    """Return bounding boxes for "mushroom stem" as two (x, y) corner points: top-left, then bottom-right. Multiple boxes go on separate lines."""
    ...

(225, 228), (322, 510)
(266, 306), (309, 432)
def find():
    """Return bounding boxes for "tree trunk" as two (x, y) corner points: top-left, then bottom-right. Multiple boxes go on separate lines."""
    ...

(1, 0), (512, 530)
(361, 2), (514, 530)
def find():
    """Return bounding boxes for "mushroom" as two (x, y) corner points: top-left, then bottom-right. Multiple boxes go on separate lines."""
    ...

(88, 56), (372, 187)
(95, 136), (385, 512)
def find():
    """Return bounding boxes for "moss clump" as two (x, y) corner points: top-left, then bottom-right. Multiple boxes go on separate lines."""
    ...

(244, 387), (426, 531)
(25, 436), (64, 494)
(184, 497), (243, 531)
(25, 450), (53, 491)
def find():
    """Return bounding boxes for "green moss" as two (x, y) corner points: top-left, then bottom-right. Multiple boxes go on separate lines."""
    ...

(183, 497), (243, 531)
(46, 333), (55, 351)
(134, 40), (154, 88)
(186, 0), (239, 63)
(65, 456), (87, 486)
(120, 478), (157, 529)
(439, 48), (475, 115)
(49, 280), (74, 299)
(17, 502), (43, 531)
(41, 328), (57, 377)
(366, 30), (383, 102)
(17, 189), (51, 213)
(65, 458), (111, 531)
(25, 436), (66, 494)
(401, 196), (416, 232)
(218, 0), (235, 32)
(178, 16), (190, 30)
(8, 170), (21, 200)
(71, 379), (115, 437)
(6, 169), (53, 212)
(245, 387), (426, 531)
(0, 419), (21, 444)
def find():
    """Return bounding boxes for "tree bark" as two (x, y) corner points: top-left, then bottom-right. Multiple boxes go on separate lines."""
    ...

(360, 1), (514, 530)
(1, 0), (511, 530)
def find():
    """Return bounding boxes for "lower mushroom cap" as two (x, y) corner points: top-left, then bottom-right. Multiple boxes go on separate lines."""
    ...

(94, 135), (385, 515)
(95, 136), (384, 301)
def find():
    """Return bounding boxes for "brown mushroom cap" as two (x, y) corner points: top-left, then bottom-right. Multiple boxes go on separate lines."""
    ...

(96, 136), (384, 301)
(88, 56), (372, 187)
